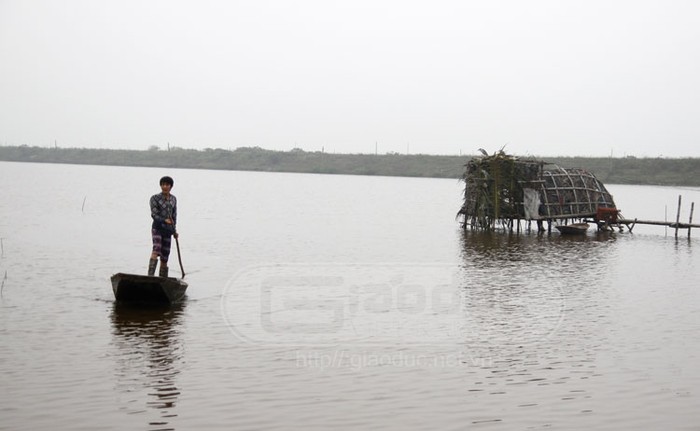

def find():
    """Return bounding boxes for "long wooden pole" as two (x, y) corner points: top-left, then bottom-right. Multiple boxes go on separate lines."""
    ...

(175, 235), (185, 278)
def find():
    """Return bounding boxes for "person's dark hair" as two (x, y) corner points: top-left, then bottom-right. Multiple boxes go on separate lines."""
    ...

(160, 176), (174, 187)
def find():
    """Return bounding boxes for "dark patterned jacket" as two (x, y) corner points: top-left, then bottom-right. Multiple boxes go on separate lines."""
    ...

(150, 193), (177, 233)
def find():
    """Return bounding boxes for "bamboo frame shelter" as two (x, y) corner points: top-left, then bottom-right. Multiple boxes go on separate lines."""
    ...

(458, 151), (617, 232)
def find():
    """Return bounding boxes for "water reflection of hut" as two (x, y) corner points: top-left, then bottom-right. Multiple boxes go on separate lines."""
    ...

(458, 150), (618, 232)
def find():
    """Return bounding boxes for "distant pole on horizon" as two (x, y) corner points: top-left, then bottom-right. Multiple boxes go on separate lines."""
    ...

(375, 141), (378, 155)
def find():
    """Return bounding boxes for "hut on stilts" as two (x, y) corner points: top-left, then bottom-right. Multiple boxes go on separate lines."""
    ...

(458, 150), (620, 233)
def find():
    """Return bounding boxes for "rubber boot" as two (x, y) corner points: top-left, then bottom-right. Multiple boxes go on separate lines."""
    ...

(148, 258), (158, 276)
(159, 262), (169, 278)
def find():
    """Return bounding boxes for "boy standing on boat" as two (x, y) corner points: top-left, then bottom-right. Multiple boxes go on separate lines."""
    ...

(149, 176), (178, 277)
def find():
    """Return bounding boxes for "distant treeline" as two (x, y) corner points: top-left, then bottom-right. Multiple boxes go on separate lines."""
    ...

(1, 145), (698, 187)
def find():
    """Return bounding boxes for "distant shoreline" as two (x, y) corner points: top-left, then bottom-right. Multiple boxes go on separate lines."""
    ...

(1, 145), (699, 187)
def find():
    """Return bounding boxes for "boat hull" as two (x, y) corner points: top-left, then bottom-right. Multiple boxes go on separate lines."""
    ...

(555, 223), (590, 235)
(111, 272), (188, 303)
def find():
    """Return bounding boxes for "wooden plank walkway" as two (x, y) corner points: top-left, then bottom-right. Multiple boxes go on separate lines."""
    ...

(618, 218), (700, 229)
(617, 195), (696, 237)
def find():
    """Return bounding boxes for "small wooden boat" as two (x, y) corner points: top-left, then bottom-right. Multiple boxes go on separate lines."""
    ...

(555, 222), (590, 235)
(111, 273), (188, 303)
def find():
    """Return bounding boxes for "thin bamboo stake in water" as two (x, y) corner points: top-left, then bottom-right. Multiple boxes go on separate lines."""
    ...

(689, 202), (695, 239)
(0, 270), (6, 296)
(675, 195), (682, 238)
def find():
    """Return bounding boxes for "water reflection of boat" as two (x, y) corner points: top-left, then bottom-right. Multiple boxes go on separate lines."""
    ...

(110, 302), (186, 429)
(111, 273), (187, 303)
(555, 223), (590, 235)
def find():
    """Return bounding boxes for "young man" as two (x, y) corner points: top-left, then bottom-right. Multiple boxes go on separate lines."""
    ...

(148, 176), (179, 277)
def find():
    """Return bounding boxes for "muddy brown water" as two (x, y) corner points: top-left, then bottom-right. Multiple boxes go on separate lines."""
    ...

(1, 161), (699, 430)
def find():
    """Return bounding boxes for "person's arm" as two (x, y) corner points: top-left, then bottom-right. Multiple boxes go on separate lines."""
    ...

(171, 197), (177, 225)
(172, 197), (179, 238)
(150, 195), (165, 222)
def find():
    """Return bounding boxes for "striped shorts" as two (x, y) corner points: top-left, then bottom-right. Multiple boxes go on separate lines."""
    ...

(151, 229), (172, 262)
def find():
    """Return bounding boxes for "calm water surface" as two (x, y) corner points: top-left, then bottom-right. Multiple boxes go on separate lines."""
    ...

(1, 161), (699, 430)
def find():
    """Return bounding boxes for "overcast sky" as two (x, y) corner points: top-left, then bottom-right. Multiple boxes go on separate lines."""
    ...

(1, 0), (698, 157)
